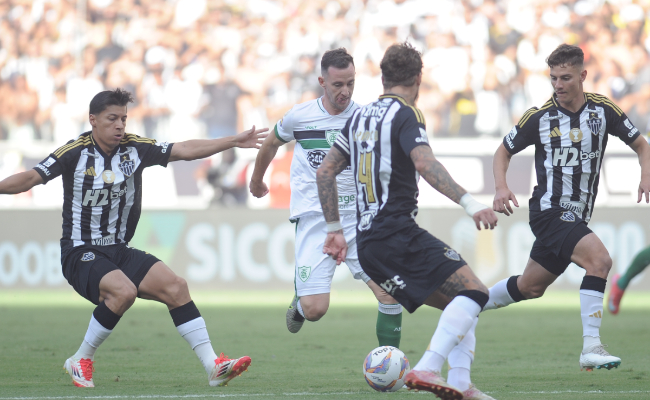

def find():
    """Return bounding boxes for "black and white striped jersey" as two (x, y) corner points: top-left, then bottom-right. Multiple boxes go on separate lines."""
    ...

(504, 92), (640, 222)
(333, 94), (429, 241)
(33, 132), (173, 250)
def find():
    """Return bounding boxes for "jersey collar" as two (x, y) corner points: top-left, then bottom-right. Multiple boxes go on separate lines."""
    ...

(551, 93), (588, 115)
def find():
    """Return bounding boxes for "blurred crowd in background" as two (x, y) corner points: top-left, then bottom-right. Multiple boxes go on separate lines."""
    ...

(2, 0), (650, 206)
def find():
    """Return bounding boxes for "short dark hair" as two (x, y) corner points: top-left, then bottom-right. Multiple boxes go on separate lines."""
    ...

(320, 48), (354, 75)
(89, 88), (134, 115)
(546, 44), (584, 69)
(380, 42), (423, 89)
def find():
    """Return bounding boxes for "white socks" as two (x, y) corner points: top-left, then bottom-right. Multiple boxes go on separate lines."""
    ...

(73, 315), (112, 360)
(483, 278), (515, 311)
(580, 289), (604, 351)
(296, 299), (305, 318)
(177, 317), (218, 373)
(414, 296), (481, 372)
(447, 318), (477, 392)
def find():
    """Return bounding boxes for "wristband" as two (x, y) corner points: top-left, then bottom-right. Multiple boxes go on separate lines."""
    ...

(459, 193), (488, 217)
(326, 221), (343, 232)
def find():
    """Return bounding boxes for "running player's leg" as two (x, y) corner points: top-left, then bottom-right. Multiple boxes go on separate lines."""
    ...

(138, 261), (251, 386)
(64, 249), (136, 388)
(366, 279), (402, 347)
(608, 245), (650, 314)
(571, 233), (620, 370)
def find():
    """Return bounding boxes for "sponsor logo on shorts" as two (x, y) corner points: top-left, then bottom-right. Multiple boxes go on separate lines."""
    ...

(560, 211), (575, 222)
(81, 252), (95, 262)
(298, 266), (311, 282)
(92, 235), (115, 246)
(358, 210), (375, 231)
(307, 150), (327, 169)
(560, 201), (584, 214)
(444, 247), (461, 261)
(379, 275), (406, 296)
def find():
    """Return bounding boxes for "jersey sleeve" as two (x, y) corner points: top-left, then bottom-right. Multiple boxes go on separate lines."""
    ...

(32, 140), (76, 184)
(503, 107), (539, 154)
(395, 106), (429, 156)
(604, 105), (640, 145)
(333, 113), (353, 160)
(135, 137), (174, 168)
(274, 107), (296, 143)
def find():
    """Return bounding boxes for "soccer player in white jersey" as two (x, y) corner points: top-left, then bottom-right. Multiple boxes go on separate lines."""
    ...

(486, 44), (650, 370)
(0, 89), (268, 388)
(249, 49), (404, 347)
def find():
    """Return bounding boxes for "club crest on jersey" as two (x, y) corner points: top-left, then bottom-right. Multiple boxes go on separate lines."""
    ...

(307, 150), (327, 169)
(444, 247), (461, 261)
(560, 211), (575, 222)
(298, 266), (311, 282)
(570, 128), (583, 143)
(102, 170), (115, 184)
(81, 252), (95, 262)
(118, 154), (135, 177)
(587, 112), (602, 136)
(325, 129), (340, 147)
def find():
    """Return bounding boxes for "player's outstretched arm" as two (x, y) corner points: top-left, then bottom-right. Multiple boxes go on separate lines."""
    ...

(0, 170), (44, 195)
(249, 133), (286, 198)
(410, 145), (497, 230)
(492, 143), (519, 216)
(168, 125), (269, 162)
(629, 135), (650, 203)
(316, 146), (350, 264)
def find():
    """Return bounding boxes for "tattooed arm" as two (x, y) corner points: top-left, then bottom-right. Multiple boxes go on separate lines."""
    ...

(410, 145), (498, 230)
(410, 145), (466, 203)
(316, 146), (350, 265)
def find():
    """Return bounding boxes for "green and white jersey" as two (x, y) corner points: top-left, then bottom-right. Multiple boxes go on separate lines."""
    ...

(275, 97), (358, 219)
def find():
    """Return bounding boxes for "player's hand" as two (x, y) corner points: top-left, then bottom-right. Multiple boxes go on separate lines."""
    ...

(638, 176), (650, 203)
(233, 125), (269, 149)
(472, 208), (498, 230)
(493, 187), (519, 216)
(249, 179), (269, 198)
(323, 231), (347, 265)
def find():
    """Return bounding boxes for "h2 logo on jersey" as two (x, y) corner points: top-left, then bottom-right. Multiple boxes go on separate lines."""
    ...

(552, 148), (601, 167)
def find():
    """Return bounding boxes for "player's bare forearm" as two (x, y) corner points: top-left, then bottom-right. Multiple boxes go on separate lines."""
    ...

(169, 126), (268, 162)
(250, 133), (285, 183)
(410, 145), (466, 203)
(493, 143), (513, 190)
(0, 170), (43, 194)
(316, 147), (349, 223)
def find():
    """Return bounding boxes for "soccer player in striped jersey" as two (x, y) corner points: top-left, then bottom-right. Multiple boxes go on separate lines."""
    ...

(317, 42), (498, 400)
(249, 48), (404, 348)
(0, 89), (268, 388)
(486, 44), (650, 371)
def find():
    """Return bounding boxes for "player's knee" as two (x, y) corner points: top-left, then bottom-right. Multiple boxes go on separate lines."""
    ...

(302, 303), (328, 321)
(165, 276), (190, 302)
(586, 253), (612, 278)
(519, 282), (546, 299)
(112, 282), (137, 307)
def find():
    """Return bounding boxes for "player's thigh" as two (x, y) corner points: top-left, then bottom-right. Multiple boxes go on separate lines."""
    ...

(138, 261), (191, 308)
(432, 264), (488, 300)
(571, 233), (612, 277)
(114, 245), (164, 292)
(294, 215), (338, 297)
(517, 256), (559, 298)
(63, 248), (121, 305)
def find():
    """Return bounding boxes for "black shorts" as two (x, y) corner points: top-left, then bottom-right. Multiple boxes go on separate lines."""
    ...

(529, 207), (592, 275)
(61, 244), (160, 305)
(358, 224), (466, 314)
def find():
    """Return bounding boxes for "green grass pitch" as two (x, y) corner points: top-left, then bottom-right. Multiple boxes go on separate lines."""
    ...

(0, 290), (649, 400)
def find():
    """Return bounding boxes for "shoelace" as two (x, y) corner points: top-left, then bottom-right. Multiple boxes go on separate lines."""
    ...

(214, 353), (231, 366)
(592, 344), (611, 356)
(79, 358), (95, 381)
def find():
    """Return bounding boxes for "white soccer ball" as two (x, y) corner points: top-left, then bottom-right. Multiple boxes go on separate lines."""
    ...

(363, 346), (410, 392)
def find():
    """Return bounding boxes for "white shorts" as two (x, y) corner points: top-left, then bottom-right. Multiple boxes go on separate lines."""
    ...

(293, 213), (371, 296)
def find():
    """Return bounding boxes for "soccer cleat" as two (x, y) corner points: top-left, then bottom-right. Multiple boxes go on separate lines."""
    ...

(63, 357), (95, 388)
(208, 353), (252, 387)
(404, 370), (463, 400)
(286, 295), (305, 333)
(463, 384), (496, 400)
(607, 274), (624, 315)
(579, 344), (621, 371)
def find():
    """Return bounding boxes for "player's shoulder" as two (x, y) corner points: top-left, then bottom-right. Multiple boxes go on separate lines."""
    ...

(585, 92), (624, 116)
(389, 98), (425, 126)
(516, 98), (555, 128)
(286, 98), (321, 118)
(120, 133), (157, 146)
(52, 132), (93, 159)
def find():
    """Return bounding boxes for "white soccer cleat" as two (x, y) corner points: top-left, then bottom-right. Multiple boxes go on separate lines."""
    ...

(463, 384), (496, 400)
(208, 353), (252, 387)
(63, 357), (95, 388)
(579, 344), (621, 371)
(286, 295), (305, 333)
